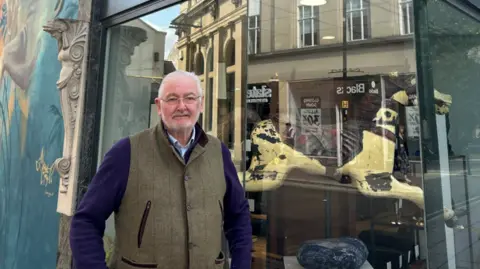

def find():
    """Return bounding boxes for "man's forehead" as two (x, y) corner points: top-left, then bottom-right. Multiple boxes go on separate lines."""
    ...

(162, 79), (197, 95)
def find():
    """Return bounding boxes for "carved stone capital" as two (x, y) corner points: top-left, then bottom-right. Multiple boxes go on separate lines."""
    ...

(208, 1), (218, 19)
(43, 19), (89, 216)
(113, 26), (148, 69)
(231, 0), (241, 8)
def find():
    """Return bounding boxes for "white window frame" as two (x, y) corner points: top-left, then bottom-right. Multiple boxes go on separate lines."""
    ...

(248, 15), (260, 54)
(297, 5), (319, 47)
(399, 0), (413, 35)
(346, 0), (369, 41)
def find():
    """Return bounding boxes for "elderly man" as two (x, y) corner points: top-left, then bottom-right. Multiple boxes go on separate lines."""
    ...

(70, 70), (252, 269)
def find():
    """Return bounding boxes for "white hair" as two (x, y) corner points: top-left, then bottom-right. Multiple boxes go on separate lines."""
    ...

(158, 70), (203, 98)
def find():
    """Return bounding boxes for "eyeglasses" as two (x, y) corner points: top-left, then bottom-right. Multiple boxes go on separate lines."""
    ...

(161, 95), (202, 105)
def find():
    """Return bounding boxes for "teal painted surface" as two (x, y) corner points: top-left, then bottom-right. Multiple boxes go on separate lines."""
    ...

(0, 0), (78, 268)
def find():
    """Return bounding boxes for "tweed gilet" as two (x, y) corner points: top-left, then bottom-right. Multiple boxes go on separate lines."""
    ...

(109, 122), (227, 269)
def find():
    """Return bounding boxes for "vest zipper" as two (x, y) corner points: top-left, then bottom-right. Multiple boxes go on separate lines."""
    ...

(218, 200), (224, 220)
(138, 200), (151, 248)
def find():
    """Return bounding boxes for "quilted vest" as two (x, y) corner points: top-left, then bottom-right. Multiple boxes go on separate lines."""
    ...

(109, 122), (227, 269)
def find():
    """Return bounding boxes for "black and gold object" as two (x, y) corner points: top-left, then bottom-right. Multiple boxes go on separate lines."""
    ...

(238, 88), (459, 227)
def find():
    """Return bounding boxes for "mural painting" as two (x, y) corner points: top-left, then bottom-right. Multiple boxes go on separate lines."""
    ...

(0, 0), (78, 268)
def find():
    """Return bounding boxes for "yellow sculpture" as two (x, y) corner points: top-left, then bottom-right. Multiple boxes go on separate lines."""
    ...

(238, 89), (456, 225)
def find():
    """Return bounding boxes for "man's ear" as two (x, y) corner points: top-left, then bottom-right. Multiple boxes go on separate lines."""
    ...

(154, 97), (162, 115)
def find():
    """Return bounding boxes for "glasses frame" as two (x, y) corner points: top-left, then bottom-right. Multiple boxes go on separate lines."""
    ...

(160, 95), (203, 106)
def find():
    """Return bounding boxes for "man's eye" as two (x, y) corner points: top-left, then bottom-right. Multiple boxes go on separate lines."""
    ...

(167, 98), (178, 102)
(186, 97), (196, 101)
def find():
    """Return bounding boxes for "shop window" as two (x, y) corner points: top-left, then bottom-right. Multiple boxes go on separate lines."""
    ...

(298, 4), (320, 47)
(90, 0), (480, 268)
(346, 0), (370, 41)
(399, 0), (413, 35)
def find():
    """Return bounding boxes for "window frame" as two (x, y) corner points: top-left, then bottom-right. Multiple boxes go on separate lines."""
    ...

(297, 5), (320, 48)
(248, 15), (260, 54)
(345, 0), (370, 41)
(399, 0), (414, 35)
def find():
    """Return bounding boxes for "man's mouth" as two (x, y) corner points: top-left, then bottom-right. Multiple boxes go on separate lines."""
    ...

(173, 115), (190, 118)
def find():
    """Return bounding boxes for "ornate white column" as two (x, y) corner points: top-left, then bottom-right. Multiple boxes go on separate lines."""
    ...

(43, 18), (89, 216)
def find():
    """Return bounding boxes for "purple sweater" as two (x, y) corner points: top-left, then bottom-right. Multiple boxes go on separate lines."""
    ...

(70, 134), (252, 269)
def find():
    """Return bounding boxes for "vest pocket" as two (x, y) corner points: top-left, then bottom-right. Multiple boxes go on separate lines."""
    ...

(214, 251), (225, 266)
(121, 256), (157, 268)
(138, 200), (151, 248)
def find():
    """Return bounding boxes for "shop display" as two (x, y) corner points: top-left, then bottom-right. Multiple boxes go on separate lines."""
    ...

(238, 88), (458, 227)
(296, 237), (368, 269)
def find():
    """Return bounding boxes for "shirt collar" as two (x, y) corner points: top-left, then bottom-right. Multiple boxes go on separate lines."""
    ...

(167, 126), (196, 149)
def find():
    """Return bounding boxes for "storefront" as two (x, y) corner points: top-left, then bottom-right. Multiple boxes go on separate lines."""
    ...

(67, 0), (480, 268)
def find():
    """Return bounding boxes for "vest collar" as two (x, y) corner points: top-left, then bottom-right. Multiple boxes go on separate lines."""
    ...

(157, 120), (209, 146)
(167, 126), (196, 149)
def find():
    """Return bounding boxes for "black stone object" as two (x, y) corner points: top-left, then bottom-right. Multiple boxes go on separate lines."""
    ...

(296, 237), (369, 269)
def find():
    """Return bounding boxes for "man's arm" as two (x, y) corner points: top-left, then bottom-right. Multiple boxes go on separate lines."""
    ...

(70, 138), (131, 269)
(221, 143), (253, 269)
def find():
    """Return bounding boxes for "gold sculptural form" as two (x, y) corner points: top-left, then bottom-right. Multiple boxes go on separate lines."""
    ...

(238, 89), (456, 226)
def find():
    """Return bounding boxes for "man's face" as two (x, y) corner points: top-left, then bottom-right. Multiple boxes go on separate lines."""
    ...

(155, 77), (204, 133)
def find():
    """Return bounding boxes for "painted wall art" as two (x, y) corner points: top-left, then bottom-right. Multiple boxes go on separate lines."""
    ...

(0, 0), (78, 268)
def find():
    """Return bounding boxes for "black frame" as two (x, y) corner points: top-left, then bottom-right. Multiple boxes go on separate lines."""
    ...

(76, 0), (185, 207)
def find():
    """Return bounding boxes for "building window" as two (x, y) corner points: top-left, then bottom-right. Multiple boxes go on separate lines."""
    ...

(346, 0), (370, 41)
(298, 5), (320, 47)
(399, 0), (414, 35)
(195, 52), (205, 75)
(208, 48), (213, 72)
(248, 15), (260, 54)
(248, 0), (261, 54)
(206, 77), (214, 131)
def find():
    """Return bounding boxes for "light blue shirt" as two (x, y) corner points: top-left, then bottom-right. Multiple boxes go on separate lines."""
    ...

(167, 127), (196, 159)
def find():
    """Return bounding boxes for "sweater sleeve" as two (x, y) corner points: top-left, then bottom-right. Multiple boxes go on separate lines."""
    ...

(221, 143), (253, 269)
(70, 138), (130, 269)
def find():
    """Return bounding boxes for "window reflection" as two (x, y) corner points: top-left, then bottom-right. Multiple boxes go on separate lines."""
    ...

(97, 0), (480, 268)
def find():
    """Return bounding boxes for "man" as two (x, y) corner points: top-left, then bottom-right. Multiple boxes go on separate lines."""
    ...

(283, 122), (295, 148)
(393, 124), (411, 184)
(70, 70), (252, 269)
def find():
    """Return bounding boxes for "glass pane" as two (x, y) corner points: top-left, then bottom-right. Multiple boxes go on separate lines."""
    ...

(249, 16), (256, 28)
(299, 20), (304, 46)
(314, 5), (320, 18)
(299, 6), (304, 18)
(352, 11), (363, 40)
(408, 3), (414, 34)
(247, 0), (425, 268)
(98, 11), (176, 262)
(304, 6), (312, 18)
(415, 0), (480, 267)
(89, 0), (480, 268)
(304, 18), (312, 34)
(348, 0), (361, 10)
(248, 29), (256, 54)
(402, 4), (409, 34)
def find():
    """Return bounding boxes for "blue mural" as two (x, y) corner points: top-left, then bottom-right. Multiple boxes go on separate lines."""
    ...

(0, 0), (78, 268)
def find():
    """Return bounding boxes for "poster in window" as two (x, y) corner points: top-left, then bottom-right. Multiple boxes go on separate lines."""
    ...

(301, 108), (321, 134)
(406, 106), (420, 138)
(300, 97), (321, 135)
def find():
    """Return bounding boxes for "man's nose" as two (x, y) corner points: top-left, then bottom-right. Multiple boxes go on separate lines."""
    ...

(176, 99), (188, 109)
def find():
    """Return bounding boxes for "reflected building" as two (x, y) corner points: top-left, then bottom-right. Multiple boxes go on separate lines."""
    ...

(246, 0), (417, 158)
(171, 0), (247, 163)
